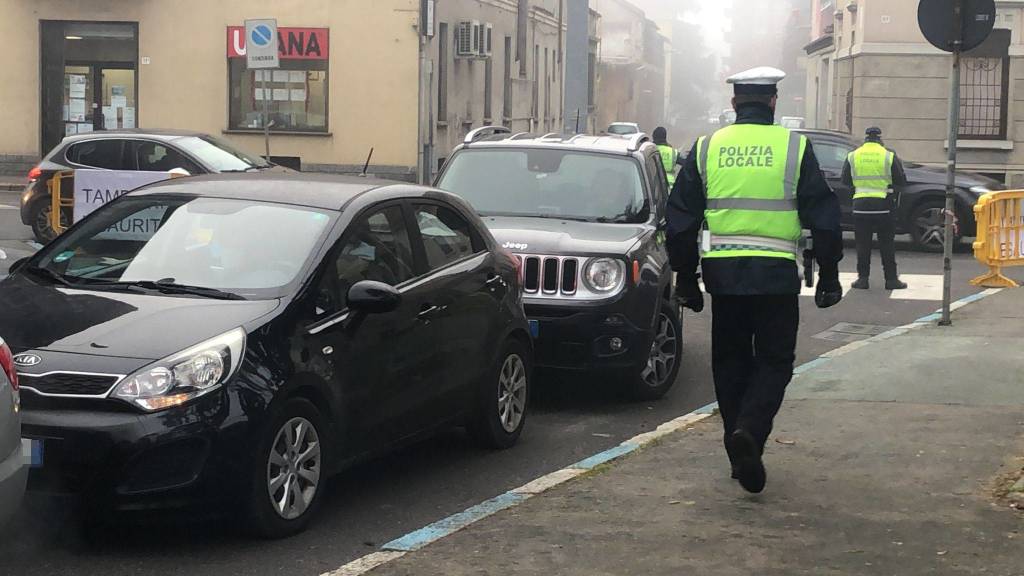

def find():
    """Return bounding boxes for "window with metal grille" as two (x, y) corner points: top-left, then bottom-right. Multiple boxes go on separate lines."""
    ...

(959, 29), (1010, 140)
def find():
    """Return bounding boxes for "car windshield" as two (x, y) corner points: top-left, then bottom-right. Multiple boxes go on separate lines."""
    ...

(173, 135), (271, 172)
(607, 124), (638, 135)
(32, 195), (333, 299)
(438, 149), (648, 223)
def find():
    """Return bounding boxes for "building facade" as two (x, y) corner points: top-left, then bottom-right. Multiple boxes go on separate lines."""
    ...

(806, 0), (1024, 185)
(590, 0), (666, 133)
(0, 0), (565, 180)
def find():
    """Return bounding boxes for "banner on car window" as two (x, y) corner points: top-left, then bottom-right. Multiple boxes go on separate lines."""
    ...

(74, 170), (174, 240)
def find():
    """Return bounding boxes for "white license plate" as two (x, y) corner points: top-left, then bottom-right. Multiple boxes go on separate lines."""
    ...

(21, 439), (43, 468)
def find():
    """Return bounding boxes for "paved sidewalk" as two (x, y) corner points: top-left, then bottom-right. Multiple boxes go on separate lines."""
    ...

(370, 290), (1024, 575)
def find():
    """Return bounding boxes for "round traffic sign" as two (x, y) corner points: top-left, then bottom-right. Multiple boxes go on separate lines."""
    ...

(251, 24), (274, 47)
(918, 0), (996, 53)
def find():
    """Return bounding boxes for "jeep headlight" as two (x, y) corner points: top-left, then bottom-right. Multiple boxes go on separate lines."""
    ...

(583, 258), (626, 293)
(112, 328), (246, 411)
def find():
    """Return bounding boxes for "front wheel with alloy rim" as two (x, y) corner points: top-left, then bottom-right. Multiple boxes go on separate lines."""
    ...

(909, 199), (961, 253)
(470, 339), (531, 449)
(247, 398), (328, 538)
(627, 299), (682, 401)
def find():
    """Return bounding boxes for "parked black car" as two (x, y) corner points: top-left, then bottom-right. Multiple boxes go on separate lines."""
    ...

(2, 174), (531, 537)
(20, 129), (288, 243)
(436, 128), (681, 401)
(795, 129), (1005, 251)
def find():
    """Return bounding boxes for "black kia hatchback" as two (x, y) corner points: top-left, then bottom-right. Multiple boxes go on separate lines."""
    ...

(0, 174), (531, 537)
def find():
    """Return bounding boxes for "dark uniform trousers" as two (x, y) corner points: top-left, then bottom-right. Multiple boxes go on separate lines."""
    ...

(711, 294), (799, 455)
(854, 213), (898, 280)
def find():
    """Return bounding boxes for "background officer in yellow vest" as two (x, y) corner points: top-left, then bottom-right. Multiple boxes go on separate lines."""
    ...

(842, 127), (908, 290)
(653, 127), (683, 187)
(666, 67), (844, 494)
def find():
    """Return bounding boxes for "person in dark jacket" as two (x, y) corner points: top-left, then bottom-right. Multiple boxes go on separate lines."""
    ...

(666, 67), (844, 494)
(842, 127), (909, 290)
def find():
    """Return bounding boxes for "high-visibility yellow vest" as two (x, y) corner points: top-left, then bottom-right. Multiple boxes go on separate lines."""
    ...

(696, 124), (805, 261)
(848, 142), (894, 200)
(657, 144), (678, 186)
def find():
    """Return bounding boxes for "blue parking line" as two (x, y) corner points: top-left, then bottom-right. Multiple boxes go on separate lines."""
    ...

(382, 492), (528, 552)
(694, 401), (718, 415)
(570, 443), (639, 470)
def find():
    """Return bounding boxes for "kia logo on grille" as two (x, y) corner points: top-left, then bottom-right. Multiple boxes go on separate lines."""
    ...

(12, 354), (41, 367)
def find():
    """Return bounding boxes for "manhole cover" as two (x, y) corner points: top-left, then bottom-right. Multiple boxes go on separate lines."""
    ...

(812, 322), (894, 343)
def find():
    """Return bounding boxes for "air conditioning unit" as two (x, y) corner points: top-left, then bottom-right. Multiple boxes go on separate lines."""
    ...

(456, 21), (478, 57)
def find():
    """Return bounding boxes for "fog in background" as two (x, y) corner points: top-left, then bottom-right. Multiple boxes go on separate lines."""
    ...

(624, 0), (810, 144)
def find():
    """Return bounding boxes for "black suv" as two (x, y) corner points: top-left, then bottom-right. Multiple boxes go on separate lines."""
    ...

(796, 129), (1005, 251)
(436, 128), (681, 400)
(20, 129), (285, 243)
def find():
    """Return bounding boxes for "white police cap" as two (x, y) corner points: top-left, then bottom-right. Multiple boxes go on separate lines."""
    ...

(726, 66), (787, 86)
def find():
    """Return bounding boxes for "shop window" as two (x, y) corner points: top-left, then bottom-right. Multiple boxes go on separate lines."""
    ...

(227, 27), (329, 133)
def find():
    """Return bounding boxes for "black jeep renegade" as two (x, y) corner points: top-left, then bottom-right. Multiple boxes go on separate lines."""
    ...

(436, 128), (682, 400)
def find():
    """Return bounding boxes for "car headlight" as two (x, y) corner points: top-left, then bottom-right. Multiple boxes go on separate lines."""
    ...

(112, 328), (246, 411)
(969, 185), (991, 195)
(583, 258), (626, 293)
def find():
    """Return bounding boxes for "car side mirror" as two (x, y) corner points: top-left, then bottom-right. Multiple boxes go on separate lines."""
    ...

(168, 168), (191, 177)
(347, 280), (401, 314)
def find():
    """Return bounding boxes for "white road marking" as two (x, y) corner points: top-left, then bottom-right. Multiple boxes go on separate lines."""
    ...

(800, 272), (947, 301)
(0, 205), (17, 210)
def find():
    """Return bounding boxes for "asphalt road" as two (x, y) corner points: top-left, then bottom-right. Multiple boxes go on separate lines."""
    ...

(0, 189), (1018, 576)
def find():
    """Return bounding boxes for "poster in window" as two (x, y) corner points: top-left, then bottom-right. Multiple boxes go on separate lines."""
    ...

(77, 123), (94, 134)
(111, 95), (128, 110)
(273, 70), (289, 83)
(123, 107), (136, 129)
(289, 71), (306, 83)
(69, 99), (87, 122)
(63, 105), (69, 121)
(69, 75), (87, 98)
(273, 89), (289, 101)
(102, 106), (118, 130)
(65, 123), (78, 136)
(290, 89), (307, 102)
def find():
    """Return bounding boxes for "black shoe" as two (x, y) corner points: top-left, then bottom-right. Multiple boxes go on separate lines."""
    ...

(726, 430), (766, 494)
(851, 277), (870, 290)
(885, 278), (908, 290)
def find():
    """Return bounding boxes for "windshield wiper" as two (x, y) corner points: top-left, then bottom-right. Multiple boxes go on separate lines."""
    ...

(23, 265), (75, 287)
(87, 279), (247, 300)
(219, 166), (265, 173)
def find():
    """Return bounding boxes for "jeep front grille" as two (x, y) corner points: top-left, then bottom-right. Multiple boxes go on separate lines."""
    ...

(517, 255), (578, 295)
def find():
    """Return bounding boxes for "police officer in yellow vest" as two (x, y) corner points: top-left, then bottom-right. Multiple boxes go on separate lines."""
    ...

(843, 127), (908, 290)
(666, 67), (844, 494)
(653, 127), (683, 187)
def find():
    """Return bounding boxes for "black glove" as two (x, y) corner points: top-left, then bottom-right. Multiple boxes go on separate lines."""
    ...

(675, 273), (704, 313)
(815, 268), (843, 309)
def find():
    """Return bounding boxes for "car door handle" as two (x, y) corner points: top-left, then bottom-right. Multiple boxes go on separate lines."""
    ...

(418, 304), (446, 321)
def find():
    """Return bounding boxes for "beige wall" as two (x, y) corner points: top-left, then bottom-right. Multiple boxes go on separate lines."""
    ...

(0, 0), (421, 173)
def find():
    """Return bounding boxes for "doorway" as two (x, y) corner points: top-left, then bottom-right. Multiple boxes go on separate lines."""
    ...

(63, 64), (137, 136)
(40, 21), (138, 155)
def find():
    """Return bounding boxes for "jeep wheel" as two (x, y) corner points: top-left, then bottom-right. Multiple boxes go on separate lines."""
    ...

(627, 299), (682, 401)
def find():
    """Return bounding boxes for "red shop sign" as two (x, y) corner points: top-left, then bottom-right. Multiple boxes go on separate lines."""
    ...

(227, 26), (329, 60)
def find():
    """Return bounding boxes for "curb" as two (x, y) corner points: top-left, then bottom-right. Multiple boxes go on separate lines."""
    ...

(320, 288), (1003, 576)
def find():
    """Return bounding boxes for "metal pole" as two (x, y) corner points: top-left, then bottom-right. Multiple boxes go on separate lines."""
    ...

(941, 0), (963, 327)
(262, 72), (271, 161)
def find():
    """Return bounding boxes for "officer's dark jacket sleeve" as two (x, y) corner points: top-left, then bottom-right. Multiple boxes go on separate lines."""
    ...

(665, 141), (703, 277)
(841, 156), (853, 188)
(891, 153), (908, 186)
(797, 141), (843, 273)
